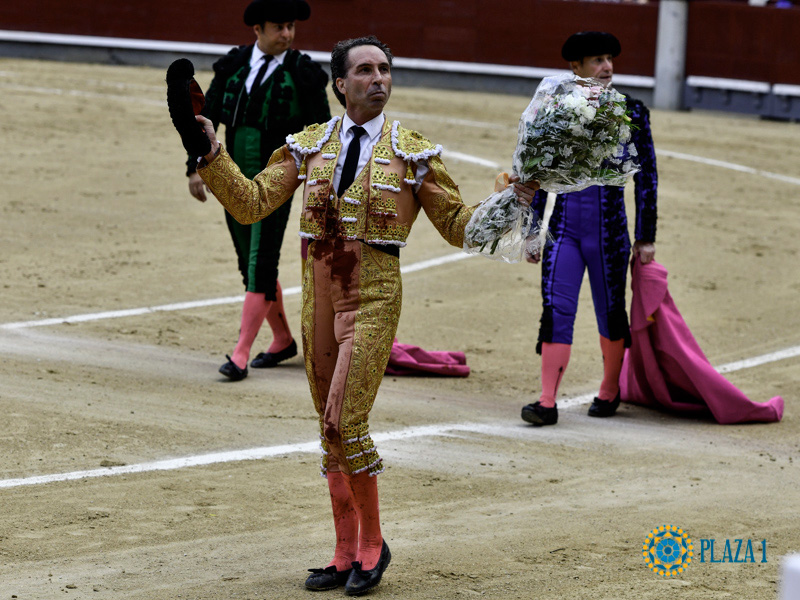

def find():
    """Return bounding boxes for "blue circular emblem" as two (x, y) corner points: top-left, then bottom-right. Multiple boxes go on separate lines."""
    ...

(643, 525), (693, 576)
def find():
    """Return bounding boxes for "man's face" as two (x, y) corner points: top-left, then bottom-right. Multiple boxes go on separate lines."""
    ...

(570, 54), (614, 86)
(336, 45), (392, 121)
(254, 21), (295, 55)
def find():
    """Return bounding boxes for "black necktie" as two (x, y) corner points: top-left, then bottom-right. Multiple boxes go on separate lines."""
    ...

(337, 126), (367, 197)
(234, 55), (272, 127)
(251, 54), (272, 90)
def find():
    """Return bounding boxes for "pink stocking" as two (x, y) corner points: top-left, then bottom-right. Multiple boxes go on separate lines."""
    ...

(326, 471), (359, 571)
(265, 280), (293, 353)
(230, 292), (268, 369)
(539, 342), (571, 408)
(598, 336), (625, 401)
(347, 471), (383, 570)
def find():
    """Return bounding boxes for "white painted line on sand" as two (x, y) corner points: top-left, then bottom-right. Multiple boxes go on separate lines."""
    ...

(7, 83), (798, 185)
(1, 342), (796, 490)
(390, 110), (514, 131)
(657, 149), (800, 186)
(0, 253), (471, 330)
(395, 111), (800, 186)
(0, 423), (488, 489)
(444, 150), (502, 170)
(0, 82), (165, 107)
(716, 346), (800, 373)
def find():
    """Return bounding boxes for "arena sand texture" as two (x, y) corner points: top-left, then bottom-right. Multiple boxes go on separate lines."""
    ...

(1, 59), (799, 599)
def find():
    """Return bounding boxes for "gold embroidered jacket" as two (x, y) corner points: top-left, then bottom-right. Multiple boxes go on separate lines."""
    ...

(198, 116), (476, 249)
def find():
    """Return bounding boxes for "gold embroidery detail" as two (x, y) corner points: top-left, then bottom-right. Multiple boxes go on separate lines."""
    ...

(369, 191), (397, 216)
(340, 168), (369, 239)
(309, 161), (335, 182)
(424, 155), (474, 248)
(373, 144), (393, 163)
(301, 252), (326, 474)
(395, 125), (439, 158)
(365, 219), (409, 244)
(300, 214), (325, 239)
(305, 189), (328, 209)
(289, 121), (332, 151)
(339, 244), (401, 475)
(321, 141), (342, 156)
(199, 145), (296, 225)
(371, 167), (401, 190)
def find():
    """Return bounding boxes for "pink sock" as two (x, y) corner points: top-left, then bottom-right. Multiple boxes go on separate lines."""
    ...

(347, 471), (383, 571)
(230, 292), (269, 369)
(598, 336), (625, 400)
(265, 281), (294, 353)
(326, 471), (359, 571)
(539, 342), (571, 408)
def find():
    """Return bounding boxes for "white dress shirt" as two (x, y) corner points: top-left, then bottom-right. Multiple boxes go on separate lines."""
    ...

(244, 46), (287, 93)
(288, 112), (430, 192)
(331, 113), (386, 194)
(333, 113), (429, 193)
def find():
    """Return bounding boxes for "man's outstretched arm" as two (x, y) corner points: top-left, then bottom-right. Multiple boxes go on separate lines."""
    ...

(195, 115), (302, 225)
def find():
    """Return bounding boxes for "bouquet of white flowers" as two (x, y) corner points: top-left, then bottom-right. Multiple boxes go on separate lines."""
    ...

(463, 73), (640, 263)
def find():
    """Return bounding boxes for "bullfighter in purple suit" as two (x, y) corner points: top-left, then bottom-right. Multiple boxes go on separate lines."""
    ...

(521, 31), (658, 426)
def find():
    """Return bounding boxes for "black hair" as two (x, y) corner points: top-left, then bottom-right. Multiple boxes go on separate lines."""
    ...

(330, 36), (393, 108)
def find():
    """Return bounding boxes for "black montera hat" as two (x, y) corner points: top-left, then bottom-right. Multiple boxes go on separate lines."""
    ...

(243, 0), (311, 26)
(561, 31), (621, 61)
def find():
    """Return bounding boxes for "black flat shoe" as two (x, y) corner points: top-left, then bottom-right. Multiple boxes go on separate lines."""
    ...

(521, 401), (558, 426)
(588, 392), (621, 418)
(304, 565), (352, 591)
(250, 339), (298, 368)
(218, 355), (248, 381)
(345, 541), (391, 596)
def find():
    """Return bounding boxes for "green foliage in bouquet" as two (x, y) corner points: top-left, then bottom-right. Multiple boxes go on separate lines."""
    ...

(513, 76), (639, 193)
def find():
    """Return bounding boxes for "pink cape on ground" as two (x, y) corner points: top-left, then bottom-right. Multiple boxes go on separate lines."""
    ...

(385, 339), (470, 377)
(620, 260), (783, 424)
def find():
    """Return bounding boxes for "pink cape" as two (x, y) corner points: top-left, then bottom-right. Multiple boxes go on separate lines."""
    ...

(620, 260), (783, 424)
(385, 339), (470, 377)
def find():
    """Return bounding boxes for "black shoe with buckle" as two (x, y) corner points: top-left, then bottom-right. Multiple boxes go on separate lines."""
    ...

(218, 355), (247, 381)
(521, 401), (558, 426)
(345, 540), (391, 596)
(588, 392), (621, 418)
(304, 565), (352, 591)
(250, 339), (298, 368)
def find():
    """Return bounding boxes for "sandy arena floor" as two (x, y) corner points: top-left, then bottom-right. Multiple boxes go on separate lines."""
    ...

(1, 58), (799, 599)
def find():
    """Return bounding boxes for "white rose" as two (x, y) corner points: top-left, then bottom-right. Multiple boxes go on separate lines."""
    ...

(561, 95), (578, 110)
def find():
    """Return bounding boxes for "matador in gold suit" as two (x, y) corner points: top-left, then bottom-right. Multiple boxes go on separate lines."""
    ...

(200, 106), (473, 477)
(192, 36), (537, 595)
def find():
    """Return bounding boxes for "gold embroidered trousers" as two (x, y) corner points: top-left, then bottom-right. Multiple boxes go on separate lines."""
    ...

(302, 239), (401, 477)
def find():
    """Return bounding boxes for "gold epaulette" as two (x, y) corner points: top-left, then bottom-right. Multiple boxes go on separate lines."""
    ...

(286, 116), (341, 156)
(390, 121), (443, 162)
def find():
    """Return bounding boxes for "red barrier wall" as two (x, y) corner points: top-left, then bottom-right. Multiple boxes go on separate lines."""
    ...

(0, 0), (657, 75)
(2, 0), (799, 84)
(687, 1), (800, 84)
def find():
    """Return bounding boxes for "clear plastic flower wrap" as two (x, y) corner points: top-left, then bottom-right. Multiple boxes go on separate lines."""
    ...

(462, 185), (535, 263)
(513, 73), (640, 193)
(463, 74), (639, 262)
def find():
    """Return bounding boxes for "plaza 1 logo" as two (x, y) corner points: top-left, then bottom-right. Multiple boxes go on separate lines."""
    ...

(643, 525), (768, 577)
(642, 525), (694, 577)
(699, 537), (767, 564)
